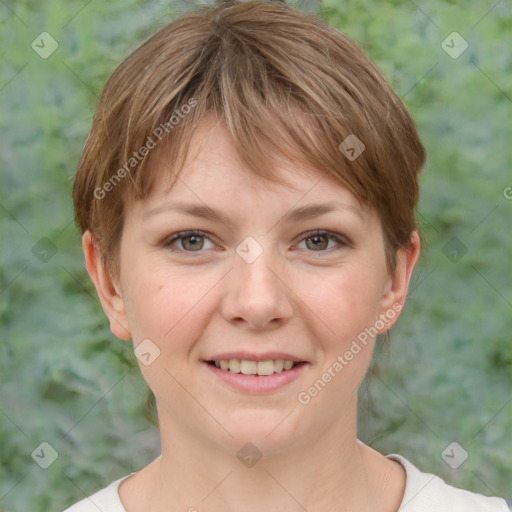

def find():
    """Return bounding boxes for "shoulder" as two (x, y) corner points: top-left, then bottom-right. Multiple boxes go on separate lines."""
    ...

(388, 454), (510, 512)
(60, 474), (133, 512)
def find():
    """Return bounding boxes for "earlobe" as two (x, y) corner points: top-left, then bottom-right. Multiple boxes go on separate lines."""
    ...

(82, 230), (132, 340)
(378, 231), (421, 332)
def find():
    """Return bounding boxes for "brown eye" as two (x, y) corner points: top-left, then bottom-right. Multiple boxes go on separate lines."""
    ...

(305, 234), (329, 251)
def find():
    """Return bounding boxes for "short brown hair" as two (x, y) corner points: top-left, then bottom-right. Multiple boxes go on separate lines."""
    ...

(73, 0), (425, 279)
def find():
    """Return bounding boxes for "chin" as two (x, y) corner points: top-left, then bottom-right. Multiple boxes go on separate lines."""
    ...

(209, 406), (305, 456)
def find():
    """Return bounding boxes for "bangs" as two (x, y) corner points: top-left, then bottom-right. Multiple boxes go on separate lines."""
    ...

(117, 10), (389, 205)
(74, 1), (425, 278)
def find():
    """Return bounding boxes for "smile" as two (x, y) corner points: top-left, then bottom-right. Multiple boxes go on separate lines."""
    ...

(208, 359), (296, 375)
(204, 359), (309, 393)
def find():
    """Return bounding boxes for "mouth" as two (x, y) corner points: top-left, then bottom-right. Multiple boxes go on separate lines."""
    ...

(203, 357), (309, 393)
(206, 358), (304, 376)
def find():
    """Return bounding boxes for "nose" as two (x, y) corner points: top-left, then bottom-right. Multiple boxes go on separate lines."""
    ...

(219, 246), (294, 331)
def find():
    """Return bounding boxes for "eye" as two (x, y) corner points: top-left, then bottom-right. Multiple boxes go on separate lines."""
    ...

(161, 229), (349, 255)
(162, 230), (215, 253)
(296, 230), (349, 252)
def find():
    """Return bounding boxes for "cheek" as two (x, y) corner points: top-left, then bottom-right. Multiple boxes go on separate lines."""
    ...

(121, 263), (223, 402)
(294, 265), (384, 411)
(122, 262), (222, 348)
(300, 262), (385, 347)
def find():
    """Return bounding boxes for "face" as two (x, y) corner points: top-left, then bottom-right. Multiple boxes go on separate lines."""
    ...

(87, 114), (418, 457)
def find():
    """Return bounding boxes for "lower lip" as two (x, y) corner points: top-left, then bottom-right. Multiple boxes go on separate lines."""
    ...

(204, 361), (308, 393)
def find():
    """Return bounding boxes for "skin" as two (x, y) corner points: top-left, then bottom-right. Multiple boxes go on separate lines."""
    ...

(83, 114), (420, 512)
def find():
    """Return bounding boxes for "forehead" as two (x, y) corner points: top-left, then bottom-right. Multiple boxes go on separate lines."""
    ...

(135, 115), (369, 224)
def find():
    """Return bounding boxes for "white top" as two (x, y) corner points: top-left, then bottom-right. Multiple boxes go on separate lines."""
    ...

(62, 454), (510, 511)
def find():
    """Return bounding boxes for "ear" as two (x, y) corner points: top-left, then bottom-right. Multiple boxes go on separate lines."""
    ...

(82, 230), (132, 340)
(377, 231), (420, 332)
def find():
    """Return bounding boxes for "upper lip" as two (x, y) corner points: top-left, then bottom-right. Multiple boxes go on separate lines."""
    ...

(205, 352), (307, 363)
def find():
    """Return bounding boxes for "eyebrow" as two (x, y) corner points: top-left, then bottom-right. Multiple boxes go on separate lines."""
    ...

(144, 200), (366, 227)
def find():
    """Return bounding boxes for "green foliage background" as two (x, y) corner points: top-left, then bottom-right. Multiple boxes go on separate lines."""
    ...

(1, 0), (510, 510)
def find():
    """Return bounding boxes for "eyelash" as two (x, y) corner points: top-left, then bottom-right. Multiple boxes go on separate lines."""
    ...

(161, 229), (350, 255)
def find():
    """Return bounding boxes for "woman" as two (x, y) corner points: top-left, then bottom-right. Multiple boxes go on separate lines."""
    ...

(64, 1), (509, 510)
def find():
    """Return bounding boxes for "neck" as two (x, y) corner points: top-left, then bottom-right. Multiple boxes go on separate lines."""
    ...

(121, 396), (405, 512)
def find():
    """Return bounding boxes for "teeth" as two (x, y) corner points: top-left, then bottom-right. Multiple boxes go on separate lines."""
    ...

(283, 360), (293, 370)
(240, 360), (257, 375)
(273, 359), (284, 372)
(229, 359), (240, 373)
(257, 360), (274, 376)
(212, 359), (297, 375)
